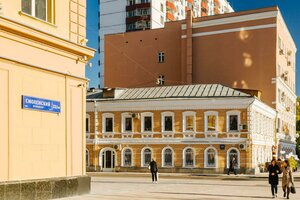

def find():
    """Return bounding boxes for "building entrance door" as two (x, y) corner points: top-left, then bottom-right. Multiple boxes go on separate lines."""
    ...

(102, 150), (115, 172)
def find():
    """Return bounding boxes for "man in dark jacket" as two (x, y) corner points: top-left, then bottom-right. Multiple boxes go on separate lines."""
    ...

(149, 159), (158, 183)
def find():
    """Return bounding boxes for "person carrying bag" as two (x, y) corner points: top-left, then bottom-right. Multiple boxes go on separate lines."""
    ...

(282, 160), (295, 199)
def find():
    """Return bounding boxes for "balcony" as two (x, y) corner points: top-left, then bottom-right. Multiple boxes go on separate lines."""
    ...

(126, 2), (150, 12)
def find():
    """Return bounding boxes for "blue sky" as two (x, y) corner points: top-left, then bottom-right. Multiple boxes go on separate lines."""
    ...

(86, 0), (300, 95)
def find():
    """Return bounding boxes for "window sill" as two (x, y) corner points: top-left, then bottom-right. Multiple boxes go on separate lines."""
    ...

(18, 11), (57, 27)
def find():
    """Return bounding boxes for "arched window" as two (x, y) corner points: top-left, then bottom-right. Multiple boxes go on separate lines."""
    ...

(227, 148), (240, 168)
(183, 148), (195, 167)
(123, 148), (132, 167)
(204, 147), (218, 168)
(142, 148), (152, 167)
(162, 147), (173, 167)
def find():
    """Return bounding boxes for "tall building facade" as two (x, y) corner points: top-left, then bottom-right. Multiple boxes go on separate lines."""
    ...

(104, 7), (297, 158)
(86, 85), (276, 174)
(98, 0), (233, 87)
(0, 0), (95, 198)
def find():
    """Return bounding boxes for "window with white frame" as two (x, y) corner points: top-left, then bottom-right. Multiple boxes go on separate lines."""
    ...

(183, 111), (196, 132)
(226, 111), (240, 132)
(162, 148), (173, 167)
(22, 0), (54, 23)
(141, 112), (153, 132)
(227, 148), (240, 168)
(142, 148), (152, 166)
(162, 112), (174, 132)
(183, 148), (194, 167)
(204, 111), (218, 132)
(158, 52), (165, 63)
(205, 147), (217, 168)
(123, 148), (132, 167)
(102, 113), (114, 133)
(122, 113), (133, 133)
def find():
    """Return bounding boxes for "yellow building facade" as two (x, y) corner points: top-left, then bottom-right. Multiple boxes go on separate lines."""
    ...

(86, 85), (276, 174)
(0, 0), (95, 199)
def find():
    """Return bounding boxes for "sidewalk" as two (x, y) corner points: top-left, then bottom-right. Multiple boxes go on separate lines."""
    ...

(87, 171), (300, 181)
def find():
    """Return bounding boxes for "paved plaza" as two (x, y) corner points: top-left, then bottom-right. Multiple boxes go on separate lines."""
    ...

(62, 175), (300, 200)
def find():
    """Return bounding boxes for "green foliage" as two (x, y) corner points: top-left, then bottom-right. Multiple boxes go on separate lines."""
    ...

(288, 157), (298, 171)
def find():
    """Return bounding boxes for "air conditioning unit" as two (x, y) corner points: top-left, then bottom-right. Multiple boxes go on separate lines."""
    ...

(131, 113), (140, 119)
(239, 143), (246, 150)
(239, 124), (248, 130)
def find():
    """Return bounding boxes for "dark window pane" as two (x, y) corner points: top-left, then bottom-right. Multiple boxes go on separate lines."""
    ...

(185, 149), (193, 166)
(229, 115), (238, 131)
(144, 149), (151, 166)
(35, 0), (47, 20)
(125, 117), (132, 131)
(22, 0), (32, 15)
(164, 149), (172, 166)
(207, 149), (216, 167)
(86, 118), (89, 132)
(105, 118), (113, 132)
(124, 149), (132, 166)
(144, 116), (152, 131)
(164, 116), (173, 131)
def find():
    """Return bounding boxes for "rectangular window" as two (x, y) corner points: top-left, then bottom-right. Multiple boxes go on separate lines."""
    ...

(164, 116), (173, 131)
(144, 116), (152, 131)
(86, 118), (89, 132)
(125, 117), (132, 132)
(105, 118), (113, 132)
(160, 3), (164, 12)
(158, 52), (165, 63)
(21, 0), (53, 23)
(157, 75), (165, 86)
(229, 115), (238, 131)
(127, 0), (135, 6)
(207, 115), (216, 131)
(185, 116), (194, 131)
(160, 15), (164, 25)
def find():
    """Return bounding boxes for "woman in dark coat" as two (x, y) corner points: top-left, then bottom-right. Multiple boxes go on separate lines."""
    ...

(227, 156), (237, 175)
(149, 159), (158, 183)
(268, 159), (282, 198)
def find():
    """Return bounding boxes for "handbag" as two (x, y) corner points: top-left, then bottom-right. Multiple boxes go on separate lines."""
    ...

(290, 184), (296, 194)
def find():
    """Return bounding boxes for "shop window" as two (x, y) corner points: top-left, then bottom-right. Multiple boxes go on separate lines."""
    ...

(183, 148), (194, 167)
(142, 148), (152, 166)
(123, 149), (132, 167)
(205, 148), (217, 168)
(162, 148), (173, 167)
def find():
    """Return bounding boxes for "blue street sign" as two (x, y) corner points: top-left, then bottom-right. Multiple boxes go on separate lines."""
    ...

(22, 95), (61, 113)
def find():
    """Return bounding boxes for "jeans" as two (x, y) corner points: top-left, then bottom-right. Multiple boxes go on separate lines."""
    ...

(271, 184), (278, 196)
(151, 172), (157, 182)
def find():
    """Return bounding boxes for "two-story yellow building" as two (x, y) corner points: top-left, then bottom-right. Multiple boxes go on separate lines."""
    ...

(0, 0), (95, 199)
(86, 84), (276, 174)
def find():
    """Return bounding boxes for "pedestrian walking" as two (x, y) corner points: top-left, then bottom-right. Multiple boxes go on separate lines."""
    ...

(149, 159), (158, 183)
(268, 158), (282, 198)
(282, 160), (295, 199)
(227, 156), (237, 175)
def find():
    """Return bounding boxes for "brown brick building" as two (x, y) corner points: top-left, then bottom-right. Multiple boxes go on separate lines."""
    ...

(104, 6), (297, 159)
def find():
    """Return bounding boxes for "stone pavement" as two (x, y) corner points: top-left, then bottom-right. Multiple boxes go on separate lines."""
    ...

(60, 175), (300, 200)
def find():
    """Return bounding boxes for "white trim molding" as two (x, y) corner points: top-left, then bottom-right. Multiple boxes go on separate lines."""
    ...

(99, 147), (117, 170)
(183, 147), (196, 168)
(162, 146), (174, 167)
(121, 147), (134, 167)
(226, 110), (241, 132)
(204, 146), (218, 168)
(182, 111), (196, 133)
(102, 113), (114, 133)
(193, 11), (278, 28)
(204, 111), (219, 132)
(141, 147), (153, 167)
(227, 147), (240, 169)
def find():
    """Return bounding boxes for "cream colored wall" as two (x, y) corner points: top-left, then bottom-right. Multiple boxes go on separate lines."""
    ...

(0, 59), (86, 181)
(1, 0), (86, 43)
